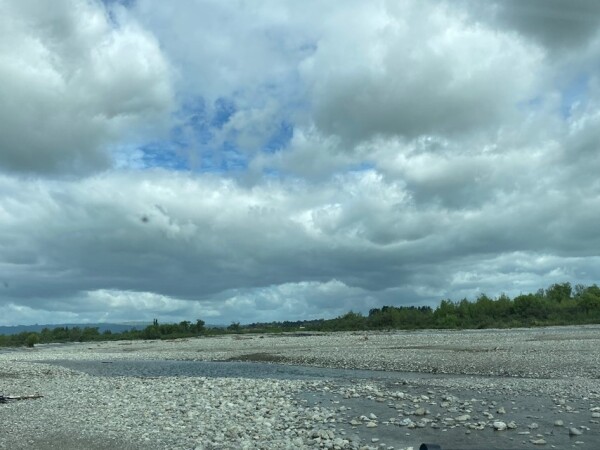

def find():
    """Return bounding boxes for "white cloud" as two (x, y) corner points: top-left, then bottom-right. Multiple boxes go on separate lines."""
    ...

(0, 0), (173, 174)
(301, 0), (544, 144)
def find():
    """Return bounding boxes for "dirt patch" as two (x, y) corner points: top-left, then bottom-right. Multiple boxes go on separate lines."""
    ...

(225, 352), (288, 363)
(383, 345), (502, 353)
(0, 371), (19, 379)
(528, 335), (600, 342)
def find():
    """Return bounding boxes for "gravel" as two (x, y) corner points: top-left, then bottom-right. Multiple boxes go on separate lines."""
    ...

(1, 325), (599, 449)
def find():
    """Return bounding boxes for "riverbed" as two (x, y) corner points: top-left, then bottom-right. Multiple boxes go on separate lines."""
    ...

(1, 326), (599, 449)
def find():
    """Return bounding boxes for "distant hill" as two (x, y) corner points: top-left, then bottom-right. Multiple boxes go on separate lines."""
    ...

(0, 322), (151, 336)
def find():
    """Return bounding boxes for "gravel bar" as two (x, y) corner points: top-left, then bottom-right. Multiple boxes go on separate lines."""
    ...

(1, 325), (599, 449)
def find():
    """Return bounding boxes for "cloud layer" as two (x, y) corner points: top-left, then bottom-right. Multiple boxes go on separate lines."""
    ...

(1, 0), (599, 325)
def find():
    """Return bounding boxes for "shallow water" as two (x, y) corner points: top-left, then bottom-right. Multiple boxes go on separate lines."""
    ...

(46, 359), (429, 381)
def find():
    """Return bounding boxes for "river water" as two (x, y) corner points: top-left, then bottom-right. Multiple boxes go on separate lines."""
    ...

(48, 359), (427, 382)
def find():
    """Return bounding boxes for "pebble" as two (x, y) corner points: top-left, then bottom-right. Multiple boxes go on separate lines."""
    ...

(414, 407), (426, 416)
(493, 421), (507, 431)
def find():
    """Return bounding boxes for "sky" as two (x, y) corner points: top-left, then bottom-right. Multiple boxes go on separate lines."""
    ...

(1, 0), (600, 326)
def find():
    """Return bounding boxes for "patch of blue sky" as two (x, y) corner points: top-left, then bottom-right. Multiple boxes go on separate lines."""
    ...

(560, 73), (589, 118)
(131, 95), (296, 174)
(517, 73), (589, 119)
(101, 0), (136, 27)
(176, 96), (212, 144)
(100, 0), (136, 8)
(348, 161), (375, 173)
(194, 144), (248, 174)
(138, 142), (190, 171)
(261, 167), (282, 178)
(263, 121), (293, 154)
(211, 98), (236, 129)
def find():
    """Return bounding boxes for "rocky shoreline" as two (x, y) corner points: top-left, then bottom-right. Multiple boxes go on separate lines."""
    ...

(1, 325), (599, 449)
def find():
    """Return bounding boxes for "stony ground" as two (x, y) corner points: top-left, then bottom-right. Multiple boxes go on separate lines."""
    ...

(1, 325), (599, 449)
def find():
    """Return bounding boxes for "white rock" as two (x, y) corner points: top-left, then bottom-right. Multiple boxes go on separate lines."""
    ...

(493, 421), (507, 431)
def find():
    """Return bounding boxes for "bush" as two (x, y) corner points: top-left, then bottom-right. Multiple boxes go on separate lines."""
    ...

(26, 333), (39, 348)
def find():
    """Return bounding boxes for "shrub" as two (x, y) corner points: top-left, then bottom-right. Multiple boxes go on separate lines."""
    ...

(26, 333), (39, 348)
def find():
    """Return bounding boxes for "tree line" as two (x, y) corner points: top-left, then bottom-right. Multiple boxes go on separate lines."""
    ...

(1, 282), (599, 348)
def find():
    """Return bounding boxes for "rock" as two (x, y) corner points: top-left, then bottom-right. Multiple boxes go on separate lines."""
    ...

(366, 422), (377, 428)
(493, 421), (507, 431)
(333, 438), (346, 448)
(456, 414), (471, 422)
(414, 407), (426, 416)
(554, 420), (564, 427)
(569, 427), (583, 436)
(497, 407), (506, 414)
(530, 438), (546, 445)
(507, 421), (517, 429)
(528, 422), (539, 430)
(592, 412), (600, 418)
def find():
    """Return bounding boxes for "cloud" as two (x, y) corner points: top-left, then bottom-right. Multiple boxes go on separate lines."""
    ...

(0, 0), (173, 174)
(1, 1), (600, 325)
(492, 0), (600, 51)
(1, 161), (599, 324)
(300, 1), (544, 144)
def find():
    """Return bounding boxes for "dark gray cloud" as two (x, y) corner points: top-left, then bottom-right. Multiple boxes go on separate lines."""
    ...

(494, 0), (600, 50)
(1, 157), (599, 324)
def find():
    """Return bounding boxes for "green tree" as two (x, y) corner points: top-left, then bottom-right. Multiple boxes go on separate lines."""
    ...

(546, 282), (572, 304)
(228, 322), (241, 332)
(194, 319), (205, 334)
(26, 333), (39, 348)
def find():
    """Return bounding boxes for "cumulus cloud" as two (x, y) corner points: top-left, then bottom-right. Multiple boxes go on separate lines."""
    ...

(301, 1), (544, 144)
(0, 0), (173, 174)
